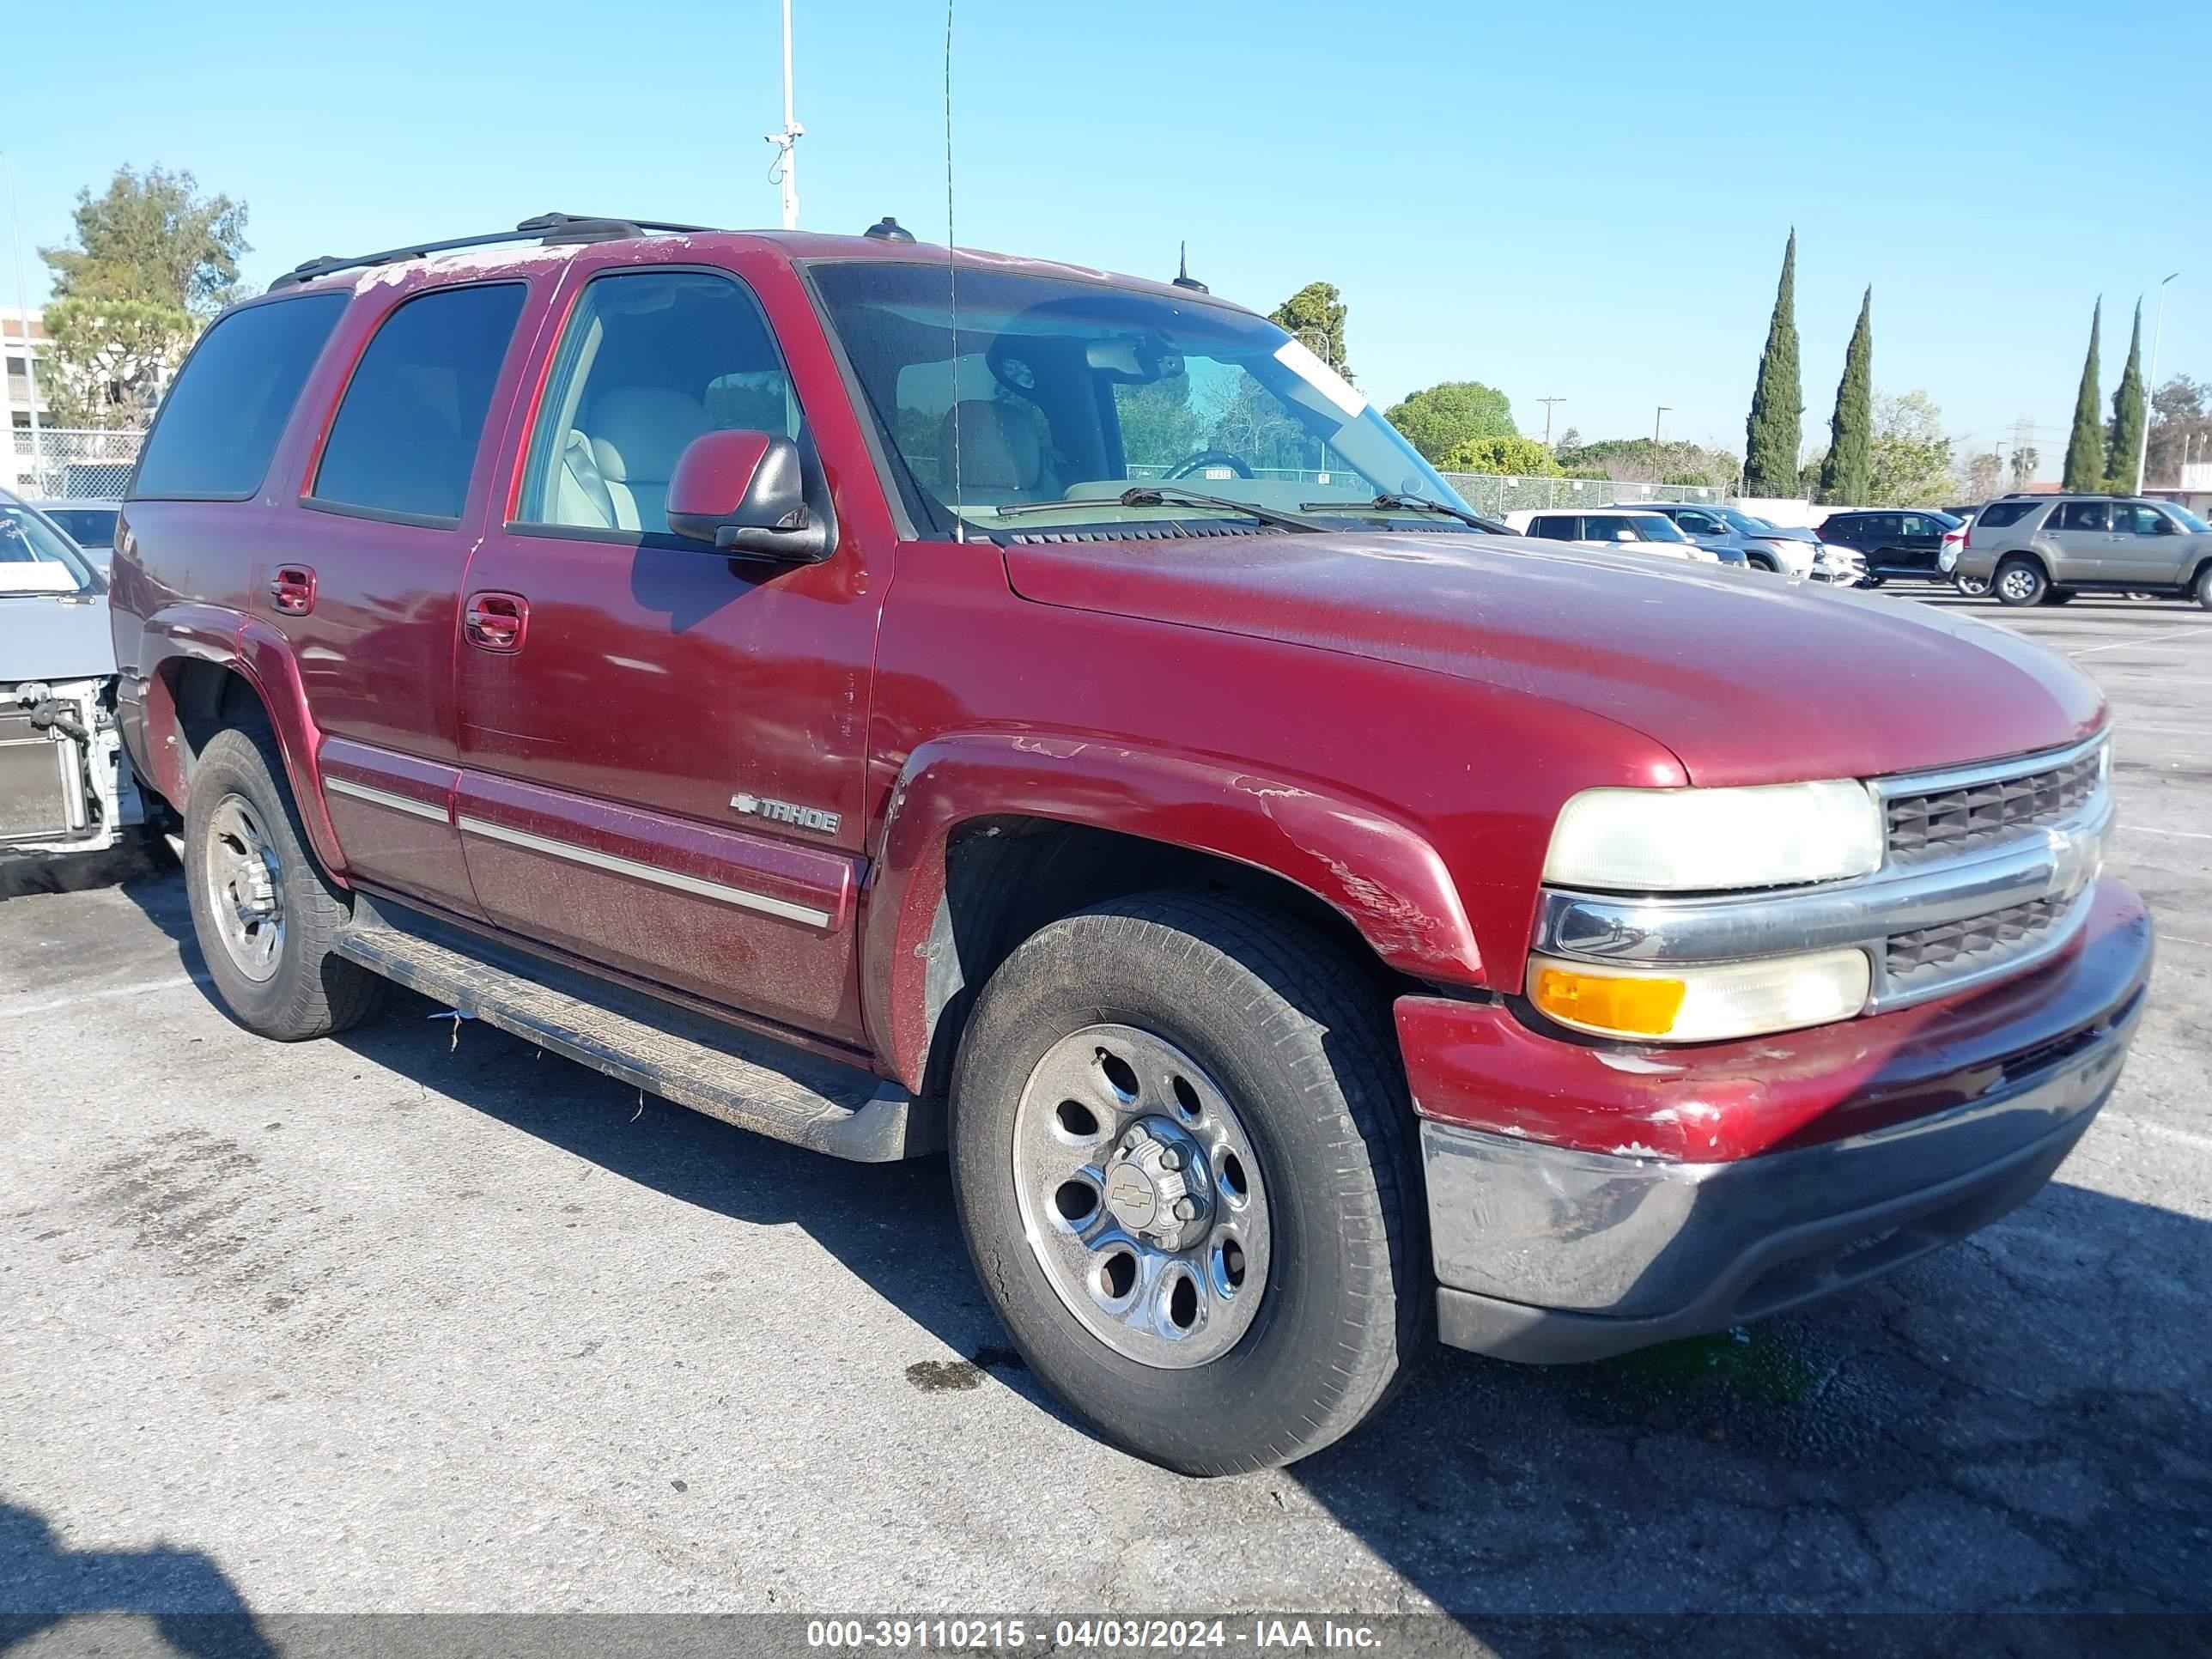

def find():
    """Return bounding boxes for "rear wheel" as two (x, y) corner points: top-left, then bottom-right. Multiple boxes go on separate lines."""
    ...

(1994, 558), (2048, 607)
(185, 721), (381, 1041)
(949, 892), (1426, 1474)
(1954, 574), (1992, 598)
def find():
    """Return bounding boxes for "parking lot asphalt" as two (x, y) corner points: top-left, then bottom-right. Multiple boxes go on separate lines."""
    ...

(2, 591), (2208, 1636)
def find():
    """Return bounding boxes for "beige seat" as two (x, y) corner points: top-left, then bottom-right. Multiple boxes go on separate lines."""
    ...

(586, 388), (710, 532)
(936, 399), (1052, 504)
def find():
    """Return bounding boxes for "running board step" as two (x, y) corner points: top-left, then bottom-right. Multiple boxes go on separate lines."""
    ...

(331, 906), (936, 1163)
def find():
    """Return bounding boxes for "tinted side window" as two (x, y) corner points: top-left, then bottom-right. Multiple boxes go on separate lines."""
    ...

(1527, 516), (1575, 540)
(1978, 501), (2038, 528)
(2114, 504), (2167, 535)
(2052, 501), (2108, 532)
(131, 294), (349, 500)
(1583, 515), (1632, 539)
(1676, 510), (1722, 534)
(312, 283), (527, 523)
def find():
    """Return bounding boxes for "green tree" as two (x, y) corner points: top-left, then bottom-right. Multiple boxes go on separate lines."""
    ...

(1268, 283), (1351, 380)
(41, 165), (249, 319)
(2146, 374), (2209, 487)
(39, 297), (193, 427)
(1113, 374), (1206, 467)
(2104, 300), (2146, 494)
(1742, 229), (1802, 495)
(2061, 300), (2105, 491)
(1437, 434), (1560, 476)
(1382, 381), (1516, 462)
(1816, 287), (1873, 505)
(1866, 391), (1955, 506)
(2009, 444), (2039, 489)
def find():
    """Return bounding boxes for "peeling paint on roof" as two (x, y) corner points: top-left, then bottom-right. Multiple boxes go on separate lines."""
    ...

(354, 242), (586, 289)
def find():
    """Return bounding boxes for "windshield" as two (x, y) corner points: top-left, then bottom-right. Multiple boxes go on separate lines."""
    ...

(1718, 507), (1777, 534)
(2170, 504), (2210, 534)
(0, 499), (96, 595)
(810, 261), (1471, 538)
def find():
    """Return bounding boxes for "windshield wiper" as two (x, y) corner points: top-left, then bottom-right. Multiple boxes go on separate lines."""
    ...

(988, 486), (1325, 533)
(1300, 493), (1504, 532)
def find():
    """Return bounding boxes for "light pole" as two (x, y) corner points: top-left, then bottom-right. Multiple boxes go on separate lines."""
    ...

(1652, 405), (1669, 486)
(764, 0), (804, 229)
(2136, 271), (2179, 491)
(1536, 397), (1565, 449)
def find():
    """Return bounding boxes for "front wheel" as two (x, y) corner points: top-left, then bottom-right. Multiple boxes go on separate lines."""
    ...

(949, 893), (1426, 1474)
(2196, 568), (2212, 611)
(1954, 573), (1991, 598)
(1994, 558), (2048, 607)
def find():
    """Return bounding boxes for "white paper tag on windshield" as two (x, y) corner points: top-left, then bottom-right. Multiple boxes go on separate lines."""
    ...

(1273, 339), (1367, 419)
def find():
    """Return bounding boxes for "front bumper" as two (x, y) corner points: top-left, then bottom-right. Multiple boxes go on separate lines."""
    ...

(1403, 876), (2152, 1363)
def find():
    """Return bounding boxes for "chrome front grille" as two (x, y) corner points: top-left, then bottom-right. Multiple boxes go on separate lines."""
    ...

(1885, 747), (2103, 866)
(1886, 896), (2068, 994)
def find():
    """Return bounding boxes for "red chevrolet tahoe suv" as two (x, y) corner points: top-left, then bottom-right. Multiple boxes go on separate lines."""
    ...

(108, 214), (2153, 1475)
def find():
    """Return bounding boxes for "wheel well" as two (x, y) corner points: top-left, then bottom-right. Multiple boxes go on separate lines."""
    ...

(1995, 550), (2050, 580)
(2190, 556), (2212, 592)
(167, 659), (267, 784)
(914, 817), (1408, 1098)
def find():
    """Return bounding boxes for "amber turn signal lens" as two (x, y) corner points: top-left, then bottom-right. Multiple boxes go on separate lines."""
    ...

(1531, 965), (1687, 1036)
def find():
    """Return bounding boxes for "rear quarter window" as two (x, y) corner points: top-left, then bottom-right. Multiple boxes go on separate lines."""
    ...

(1976, 501), (2041, 529)
(130, 293), (349, 500)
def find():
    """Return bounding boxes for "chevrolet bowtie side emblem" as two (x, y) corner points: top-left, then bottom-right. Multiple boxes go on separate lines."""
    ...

(731, 792), (842, 835)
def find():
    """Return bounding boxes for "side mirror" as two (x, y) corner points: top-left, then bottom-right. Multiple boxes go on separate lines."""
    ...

(665, 430), (832, 562)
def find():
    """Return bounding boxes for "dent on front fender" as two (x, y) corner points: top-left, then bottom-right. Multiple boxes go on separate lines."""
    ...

(860, 732), (1487, 1091)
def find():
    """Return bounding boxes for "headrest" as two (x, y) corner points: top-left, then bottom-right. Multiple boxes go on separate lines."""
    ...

(590, 387), (707, 484)
(937, 399), (1041, 493)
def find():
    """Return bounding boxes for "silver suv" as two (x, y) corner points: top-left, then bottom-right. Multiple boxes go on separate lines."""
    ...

(1954, 493), (2212, 609)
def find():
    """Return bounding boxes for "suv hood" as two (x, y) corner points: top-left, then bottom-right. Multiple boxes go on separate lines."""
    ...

(0, 590), (116, 683)
(1003, 532), (2104, 787)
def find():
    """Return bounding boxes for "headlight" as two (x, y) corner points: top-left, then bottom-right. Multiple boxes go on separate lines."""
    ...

(1544, 781), (1884, 891)
(1528, 947), (1873, 1041)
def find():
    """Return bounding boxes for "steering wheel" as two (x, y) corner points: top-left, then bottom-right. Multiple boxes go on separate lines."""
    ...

(1164, 449), (1255, 481)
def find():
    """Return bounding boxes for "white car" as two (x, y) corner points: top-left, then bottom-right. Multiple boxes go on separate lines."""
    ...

(1520, 509), (1728, 563)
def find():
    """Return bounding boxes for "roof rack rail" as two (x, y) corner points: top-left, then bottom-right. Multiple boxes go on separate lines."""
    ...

(269, 213), (717, 290)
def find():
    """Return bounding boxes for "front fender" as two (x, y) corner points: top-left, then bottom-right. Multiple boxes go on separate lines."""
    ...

(860, 731), (1485, 1091)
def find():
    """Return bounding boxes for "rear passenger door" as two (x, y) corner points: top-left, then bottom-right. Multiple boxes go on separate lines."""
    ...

(2044, 501), (2114, 581)
(278, 278), (537, 920)
(452, 256), (889, 1046)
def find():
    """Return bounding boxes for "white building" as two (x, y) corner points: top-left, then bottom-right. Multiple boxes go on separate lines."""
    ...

(3, 305), (52, 495)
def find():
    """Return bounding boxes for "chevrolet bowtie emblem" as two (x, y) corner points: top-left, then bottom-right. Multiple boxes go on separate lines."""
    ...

(731, 792), (841, 835)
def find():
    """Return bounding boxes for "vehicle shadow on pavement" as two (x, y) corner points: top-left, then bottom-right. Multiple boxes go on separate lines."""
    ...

(0, 1498), (276, 1659)
(1289, 1176), (2212, 1617)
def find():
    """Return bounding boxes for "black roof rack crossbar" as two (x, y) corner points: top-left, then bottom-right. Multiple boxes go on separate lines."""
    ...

(269, 213), (718, 289)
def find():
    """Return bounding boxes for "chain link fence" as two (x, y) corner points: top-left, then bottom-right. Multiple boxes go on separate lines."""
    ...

(1438, 472), (1730, 519)
(7, 428), (145, 501)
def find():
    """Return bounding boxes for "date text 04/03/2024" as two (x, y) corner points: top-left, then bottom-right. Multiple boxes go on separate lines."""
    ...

(804, 1619), (1384, 1650)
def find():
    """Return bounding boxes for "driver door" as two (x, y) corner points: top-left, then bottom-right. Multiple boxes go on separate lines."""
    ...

(2108, 503), (2187, 582)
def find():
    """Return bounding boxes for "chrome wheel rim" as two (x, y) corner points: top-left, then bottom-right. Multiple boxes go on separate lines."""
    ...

(203, 793), (284, 982)
(1999, 568), (2038, 601)
(1012, 1024), (1270, 1369)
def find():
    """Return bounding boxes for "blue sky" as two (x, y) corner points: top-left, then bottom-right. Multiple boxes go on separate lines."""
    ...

(6, 0), (2207, 475)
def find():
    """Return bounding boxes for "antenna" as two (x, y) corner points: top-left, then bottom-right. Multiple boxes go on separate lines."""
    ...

(1171, 242), (1208, 294)
(765, 0), (804, 229)
(944, 0), (963, 539)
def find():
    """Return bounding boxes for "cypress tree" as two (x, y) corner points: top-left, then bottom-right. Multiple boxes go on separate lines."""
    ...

(1817, 287), (1874, 505)
(2062, 301), (2105, 491)
(2105, 300), (2146, 494)
(1742, 229), (1802, 496)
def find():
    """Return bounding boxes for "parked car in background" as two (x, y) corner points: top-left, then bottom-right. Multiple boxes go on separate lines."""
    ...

(1, 489), (150, 860)
(1522, 509), (1728, 563)
(1815, 508), (1965, 587)
(1955, 494), (2212, 609)
(28, 500), (122, 572)
(1634, 501), (1862, 584)
(108, 216), (2151, 1475)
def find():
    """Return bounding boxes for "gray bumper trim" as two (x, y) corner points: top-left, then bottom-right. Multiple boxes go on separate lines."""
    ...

(1424, 986), (2142, 1364)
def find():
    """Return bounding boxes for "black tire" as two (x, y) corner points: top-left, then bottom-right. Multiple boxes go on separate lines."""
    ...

(1745, 552), (1778, 573)
(184, 720), (381, 1041)
(1861, 574), (1887, 589)
(2196, 568), (2212, 611)
(1993, 557), (2048, 607)
(1954, 574), (1991, 598)
(2042, 586), (2078, 606)
(949, 892), (1428, 1475)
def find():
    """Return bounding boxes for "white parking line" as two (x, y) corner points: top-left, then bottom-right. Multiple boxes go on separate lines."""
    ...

(2102, 1113), (2212, 1156)
(2120, 824), (2212, 842)
(2070, 625), (2212, 657)
(0, 972), (212, 1021)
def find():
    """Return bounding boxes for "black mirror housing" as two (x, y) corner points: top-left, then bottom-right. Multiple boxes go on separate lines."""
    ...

(665, 430), (834, 562)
